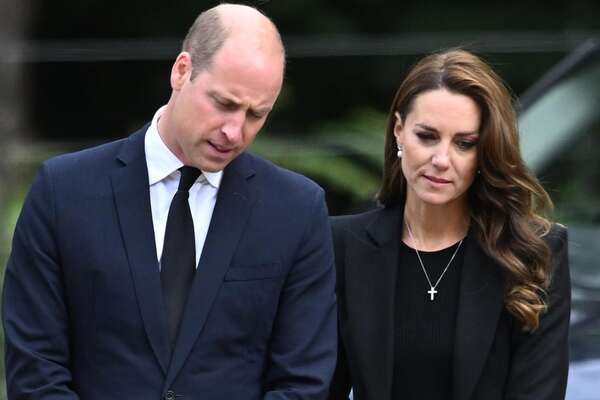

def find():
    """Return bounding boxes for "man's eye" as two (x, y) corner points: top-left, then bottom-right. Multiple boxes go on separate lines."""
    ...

(214, 98), (235, 110)
(250, 111), (266, 119)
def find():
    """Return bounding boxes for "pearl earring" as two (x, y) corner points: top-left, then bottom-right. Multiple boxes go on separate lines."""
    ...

(397, 144), (403, 158)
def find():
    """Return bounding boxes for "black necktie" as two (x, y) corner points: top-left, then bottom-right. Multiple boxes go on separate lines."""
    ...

(161, 166), (201, 349)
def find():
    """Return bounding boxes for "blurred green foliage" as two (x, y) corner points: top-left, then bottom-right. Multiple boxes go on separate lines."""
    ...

(254, 108), (386, 206)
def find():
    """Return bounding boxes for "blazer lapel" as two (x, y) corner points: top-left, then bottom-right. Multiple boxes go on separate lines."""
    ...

(453, 231), (504, 400)
(164, 154), (257, 387)
(343, 206), (401, 400)
(111, 128), (171, 374)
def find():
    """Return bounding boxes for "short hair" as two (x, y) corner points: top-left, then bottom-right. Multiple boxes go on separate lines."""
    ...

(181, 5), (285, 80)
(181, 8), (229, 80)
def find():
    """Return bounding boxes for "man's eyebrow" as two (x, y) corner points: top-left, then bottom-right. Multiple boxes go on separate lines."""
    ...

(210, 91), (239, 104)
(252, 106), (272, 115)
(209, 90), (272, 116)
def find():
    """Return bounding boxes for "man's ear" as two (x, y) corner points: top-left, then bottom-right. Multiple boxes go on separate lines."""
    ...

(170, 52), (193, 91)
(393, 111), (404, 145)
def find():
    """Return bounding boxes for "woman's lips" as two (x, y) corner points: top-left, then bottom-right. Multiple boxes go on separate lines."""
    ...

(424, 175), (451, 184)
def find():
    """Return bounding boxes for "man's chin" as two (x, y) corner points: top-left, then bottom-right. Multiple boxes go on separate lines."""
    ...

(195, 158), (233, 173)
(192, 147), (242, 172)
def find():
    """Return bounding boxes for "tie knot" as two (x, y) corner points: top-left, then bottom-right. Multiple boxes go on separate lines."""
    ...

(178, 166), (201, 192)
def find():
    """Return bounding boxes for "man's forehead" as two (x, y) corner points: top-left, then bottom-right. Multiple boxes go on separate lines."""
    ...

(208, 86), (277, 112)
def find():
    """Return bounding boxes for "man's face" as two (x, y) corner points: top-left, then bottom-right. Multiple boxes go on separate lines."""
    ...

(163, 39), (284, 172)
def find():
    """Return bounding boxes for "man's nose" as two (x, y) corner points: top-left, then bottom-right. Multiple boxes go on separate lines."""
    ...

(222, 112), (245, 143)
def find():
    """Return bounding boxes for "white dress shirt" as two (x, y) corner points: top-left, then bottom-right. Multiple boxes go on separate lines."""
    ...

(144, 106), (223, 268)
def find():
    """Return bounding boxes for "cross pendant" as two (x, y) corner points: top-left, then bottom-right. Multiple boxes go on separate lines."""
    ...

(428, 287), (437, 301)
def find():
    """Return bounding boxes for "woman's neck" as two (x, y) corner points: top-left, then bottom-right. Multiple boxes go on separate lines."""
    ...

(402, 198), (470, 251)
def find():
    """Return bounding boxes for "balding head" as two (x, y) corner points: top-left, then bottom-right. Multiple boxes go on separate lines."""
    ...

(182, 3), (285, 80)
(159, 3), (285, 172)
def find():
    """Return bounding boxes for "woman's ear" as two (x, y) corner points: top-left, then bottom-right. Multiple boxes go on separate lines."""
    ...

(393, 111), (404, 145)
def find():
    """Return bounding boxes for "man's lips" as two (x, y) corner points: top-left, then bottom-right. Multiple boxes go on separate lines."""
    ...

(424, 175), (451, 184)
(209, 141), (235, 153)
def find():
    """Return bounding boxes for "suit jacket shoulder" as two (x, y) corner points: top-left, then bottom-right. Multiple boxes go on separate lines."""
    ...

(239, 151), (324, 198)
(41, 126), (147, 184)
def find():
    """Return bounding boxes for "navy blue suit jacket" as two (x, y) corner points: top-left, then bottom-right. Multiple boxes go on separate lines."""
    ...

(3, 126), (337, 400)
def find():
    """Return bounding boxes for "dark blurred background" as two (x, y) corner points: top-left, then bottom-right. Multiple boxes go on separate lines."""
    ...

(10, 0), (597, 142)
(2, 0), (600, 398)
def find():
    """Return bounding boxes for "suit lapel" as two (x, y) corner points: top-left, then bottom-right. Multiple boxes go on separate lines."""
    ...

(165, 154), (257, 387)
(453, 231), (504, 400)
(111, 128), (171, 374)
(343, 207), (400, 400)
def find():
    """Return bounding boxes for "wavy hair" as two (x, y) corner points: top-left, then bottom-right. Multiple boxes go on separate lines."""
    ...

(378, 49), (553, 332)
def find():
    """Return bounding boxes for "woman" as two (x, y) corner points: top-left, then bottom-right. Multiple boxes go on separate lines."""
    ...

(329, 49), (570, 400)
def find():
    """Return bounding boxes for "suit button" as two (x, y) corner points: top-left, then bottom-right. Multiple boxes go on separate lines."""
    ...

(165, 390), (175, 400)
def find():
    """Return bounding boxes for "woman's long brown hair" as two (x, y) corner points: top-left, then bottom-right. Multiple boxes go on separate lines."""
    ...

(378, 49), (553, 332)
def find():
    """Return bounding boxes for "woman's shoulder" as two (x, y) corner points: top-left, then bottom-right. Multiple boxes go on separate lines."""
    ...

(544, 223), (569, 253)
(330, 205), (402, 252)
(330, 207), (383, 231)
(543, 223), (570, 295)
(330, 205), (402, 237)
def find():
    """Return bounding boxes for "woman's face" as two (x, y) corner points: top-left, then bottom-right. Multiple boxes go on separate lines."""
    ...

(394, 88), (481, 209)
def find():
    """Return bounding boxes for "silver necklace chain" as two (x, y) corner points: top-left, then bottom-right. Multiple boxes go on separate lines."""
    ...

(405, 220), (464, 301)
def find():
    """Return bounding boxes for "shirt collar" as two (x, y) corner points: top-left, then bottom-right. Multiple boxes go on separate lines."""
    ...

(144, 105), (223, 189)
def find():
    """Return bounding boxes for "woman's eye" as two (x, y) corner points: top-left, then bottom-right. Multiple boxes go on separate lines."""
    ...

(416, 132), (436, 142)
(456, 140), (478, 150)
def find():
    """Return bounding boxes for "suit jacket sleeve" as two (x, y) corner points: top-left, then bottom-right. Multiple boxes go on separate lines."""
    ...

(2, 163), (80, 399)
(505, 225), (571, 400)
(263, 187), (337, 400)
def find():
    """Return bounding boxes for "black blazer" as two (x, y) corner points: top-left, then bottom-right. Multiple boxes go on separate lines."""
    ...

(328, 206), (570, 400)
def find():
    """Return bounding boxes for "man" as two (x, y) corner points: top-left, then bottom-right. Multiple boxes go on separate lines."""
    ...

(2, 4), (337, 399)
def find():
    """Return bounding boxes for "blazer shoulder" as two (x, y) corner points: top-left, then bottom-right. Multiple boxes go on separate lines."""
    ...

(43, 127), (146, 174)
(544, 223), (568, 253)
(331, 208), (382, 233)
(32, 128), (148, 204)
(241, 152), (324, 198)
(543, 222), (570, 284)
(329, 207), (394, 252)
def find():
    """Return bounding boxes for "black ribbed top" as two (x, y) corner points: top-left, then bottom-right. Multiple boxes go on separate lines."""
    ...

(391, 239), (464, 400)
